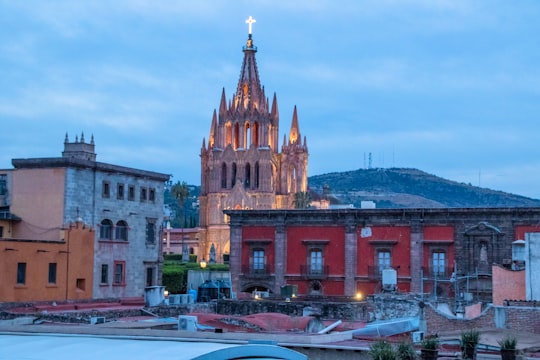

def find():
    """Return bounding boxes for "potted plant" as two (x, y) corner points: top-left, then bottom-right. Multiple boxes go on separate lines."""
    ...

(461, 328), (480, 360)
(369, 340), (396, 360)
(397, 340), (417, 360)
(498, 335), (518, 360)
(420, 336), (439, 360)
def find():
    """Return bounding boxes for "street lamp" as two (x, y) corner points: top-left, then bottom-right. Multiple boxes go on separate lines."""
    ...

(200, 258), (207, 269)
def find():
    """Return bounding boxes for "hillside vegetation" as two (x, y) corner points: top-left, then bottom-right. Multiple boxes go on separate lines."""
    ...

(308, 168), (540, 209)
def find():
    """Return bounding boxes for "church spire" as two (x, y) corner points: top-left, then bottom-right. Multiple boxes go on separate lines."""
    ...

(234, 16), (264, 112)
(289, 106), (300, 145)
(209, 110), (217, 148)
(219, 88), (227, 120)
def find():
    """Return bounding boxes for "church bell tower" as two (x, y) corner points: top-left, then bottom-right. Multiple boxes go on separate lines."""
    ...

(199, 17), (309, 262)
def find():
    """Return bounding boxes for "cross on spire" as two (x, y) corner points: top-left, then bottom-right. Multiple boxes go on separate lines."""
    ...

(245, 16), (256, 35)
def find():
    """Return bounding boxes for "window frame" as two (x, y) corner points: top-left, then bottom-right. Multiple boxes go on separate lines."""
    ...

(100, 219), (113, 240)
(102, 181), (110, 198)
(115, 220), (128, 241)
(48, 262), (57, 284)
(100, 264), (109, 284)
(128, 185), (135, 201)
(140, 187), (147, 202)
(117, 183), (125, 200)
(17, 262), (26, 285)
(113, 261), (125, 286)
(146, 219), (156, 244)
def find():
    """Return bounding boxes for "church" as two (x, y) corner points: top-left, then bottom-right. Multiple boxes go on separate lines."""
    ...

(198, 17), (308, 263)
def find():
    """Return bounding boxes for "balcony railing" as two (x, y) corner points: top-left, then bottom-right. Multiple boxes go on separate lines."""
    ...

(300, 265), (329, 280)
(368, 266), (389, 280)
(421, 266), (454, 280)
(241, 264), (272, 277)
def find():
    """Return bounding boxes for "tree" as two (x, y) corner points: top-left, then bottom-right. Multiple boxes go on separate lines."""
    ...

(171, 181), (190, 209)
(293, 191), (312, 209)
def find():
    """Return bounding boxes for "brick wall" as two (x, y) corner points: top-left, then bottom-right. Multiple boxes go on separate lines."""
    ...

(425, 303), (540, 335)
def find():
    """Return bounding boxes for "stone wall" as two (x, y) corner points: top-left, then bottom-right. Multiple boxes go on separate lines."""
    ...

(425, 303), (540, 335)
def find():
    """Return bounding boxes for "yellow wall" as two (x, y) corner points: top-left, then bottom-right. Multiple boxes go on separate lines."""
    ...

(0, 222), (94, 302)
(11, 168), (65, 240)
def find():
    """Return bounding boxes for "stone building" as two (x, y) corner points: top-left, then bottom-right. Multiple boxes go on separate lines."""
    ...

(199, 19), (308, 263)
(1, 134), (169, 300)
(226, 207), (540, 302)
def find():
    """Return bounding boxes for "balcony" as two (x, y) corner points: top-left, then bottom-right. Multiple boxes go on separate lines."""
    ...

(300, 265), (329, 280)
(241, 264), (273, 278)
(421, 266), (454, 280)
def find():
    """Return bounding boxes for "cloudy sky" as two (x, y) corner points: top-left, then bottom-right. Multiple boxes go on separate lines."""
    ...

(1, 1), (540, 199)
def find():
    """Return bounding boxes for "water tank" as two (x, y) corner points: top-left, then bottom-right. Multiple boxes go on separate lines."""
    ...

(198, 280), (218, 302)
(382, 268), (397, 292)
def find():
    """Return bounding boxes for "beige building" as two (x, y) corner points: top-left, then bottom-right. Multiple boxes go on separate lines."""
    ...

(199, 23), (309, 263)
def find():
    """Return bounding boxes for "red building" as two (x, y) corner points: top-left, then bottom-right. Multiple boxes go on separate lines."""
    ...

(226, 208), (540, 301)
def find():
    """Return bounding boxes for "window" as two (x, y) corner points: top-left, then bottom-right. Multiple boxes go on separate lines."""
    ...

(17, 263), (26, 285)
(149, 188), (155, 202)
(100, 219), (113, 240)
(76, 278), (86, 291)
(117, 183), (125, 200)
(0, 226), (3, 238)
(377, 250), (391, 273)
(48, 263), (57, 284)
(221, 163), (227, 189)
(244, 163), (251, 188)
(140, 187), (147, 202)
(432, 251), (446, 276)
(0, 174), (6, 195)
(128, 185), (135, 201)
(102, 181), (110, 198)
(254, 162), (260, 189)
(101, 264), (109, 284)
(113, 262), (125, 285)
(115, 220), (128, 241)
(146, 220), (156, 244)
(310, 249), (323, 274)
(231, 163), (237, 187)
(253, 249), (265, 272)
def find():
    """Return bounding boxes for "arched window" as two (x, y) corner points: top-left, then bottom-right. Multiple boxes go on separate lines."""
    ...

(100, 219), (113, 240)
(116, 220), (128, 241)
(255, 162), (260, 189)
(288, 166), (297, 193)
(244, 122), (251, 149)
(253, 122), (259, 147)
(225, 123), (232, 146)
(221, 163), (227, 189)
(244, 163), (251, 188)
(231, 163), (237, 187)
(233, 123), (240, 150)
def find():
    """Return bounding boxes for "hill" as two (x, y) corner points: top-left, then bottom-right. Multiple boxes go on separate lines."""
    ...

(308, 167), (540, 209)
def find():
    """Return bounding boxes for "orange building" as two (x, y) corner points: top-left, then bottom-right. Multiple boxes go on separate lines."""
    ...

(0, 220), (94, 302)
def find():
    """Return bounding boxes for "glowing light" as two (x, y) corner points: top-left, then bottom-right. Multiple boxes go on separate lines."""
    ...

(355, 292), (363, 300)
(245, 16), (256, 34)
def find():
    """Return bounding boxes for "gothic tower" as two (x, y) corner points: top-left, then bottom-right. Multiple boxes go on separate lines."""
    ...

(199, 18), (308, 262)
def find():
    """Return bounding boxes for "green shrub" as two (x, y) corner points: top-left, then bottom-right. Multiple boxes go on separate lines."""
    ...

(461, 328), (480, 346)
(421, 336), (439, 350)
(397, 341), (417, 360)
(370, 340), (396, 360)
(498, 335), (517, 350)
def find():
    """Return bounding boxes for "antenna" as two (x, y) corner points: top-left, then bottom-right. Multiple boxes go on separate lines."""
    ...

(368, 152), (372, 169)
